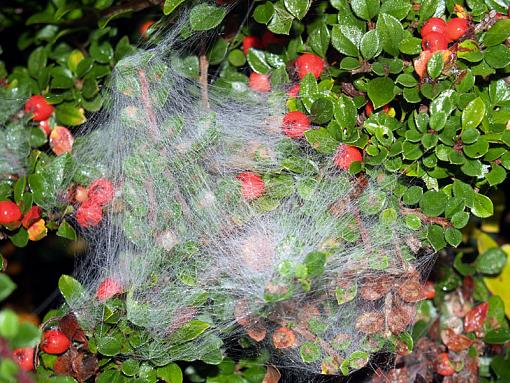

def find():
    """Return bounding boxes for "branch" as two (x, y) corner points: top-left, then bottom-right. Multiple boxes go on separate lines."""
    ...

(199, 43), (210, 109)
(400, 207), (452, 228)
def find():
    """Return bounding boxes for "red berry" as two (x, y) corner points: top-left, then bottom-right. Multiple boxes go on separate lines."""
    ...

(365, 102), (374, 117)
(0, 201), (22, 225)
(422, 281), (436, 299)
(88, 178), (114, 206)
(383, 104), (391, 114)
(75, 186), (89, 203)
(24, 95), (54, 121)
(139, 20), (155, 38)
(49, 126), (74, 156)
(287, 84), (300, 98)
(333, 144), (363, 170)
(21, 206), (42, 229)
(12, 348), (34, 371)
(76, 200), (103, 228)
(261, 30), (285, 48)
(445, 18), (469, 41)
(249, 72), (271, 93)
(422, 32), (449, 52)
(436, 353), (455, 376)
(295, 53), (324, 79)
(464, 302), (489, 332)
(39, 119), (52, 135)
(237, 172), (265, 200)
(96, 278), (123, 300)
(243, 36), (262, 55)
(281, 111), (310, 139)
(420, 17), (447, 37)
(41, 329), (71, 354)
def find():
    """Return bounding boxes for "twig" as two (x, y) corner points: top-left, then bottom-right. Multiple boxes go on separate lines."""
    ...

(400, 207), (452, 228)
(199, 43), (210, 109)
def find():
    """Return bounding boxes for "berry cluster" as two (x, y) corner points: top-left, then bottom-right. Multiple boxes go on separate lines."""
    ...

(243, 35), (363, 177)
(73, 178), (115, 228)
(24, 95), (74, 156)
(421, 17), (469, 52)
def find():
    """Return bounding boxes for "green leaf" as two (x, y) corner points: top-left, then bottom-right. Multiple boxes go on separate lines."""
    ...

(0, 309), (18, 339)
(482, 19), (510, 47)
(56, 220), (77, 240)
(405, 214), (421, 230)
(9, 228), (29, 248)
(484, 44), (510, 69)
(486, 164), (506, 186)
(11, 322), (41, 348)
(284, 0), (311, 19)
(300, 341), (321, 363)
(427, 224), (446, 251)
(121, 359), (140, 377)
(463, 138), (489, 159)
(331, 25), (361, 57)
(56, 103), (86, 126)
(97, 335), (122, 356)
(334, 95), (357, 129)
(310, 97), (334, 124)
(403, 186), (423, 205)
(247, 49), (271, 74)
(304, 128), (338, 154)
(169, 320), (209, 344)
(462, 97), (485, 130)
(304, 251), (327, 277)
(380, 0), (411, 20)
(228, 49), (246, 67)
(360, 30), (381, 60)
(475, 247), (507, 274)
(427, 52), (443, 79)
(445, 227), (462, 247)
(376, 13), (404, 57)
(485, 328), (510, 344)
(89, 41), (113, 64)
(419, 191), (447, 217)
(253, 2), (274, 24)
(350, 0), (380, 20)
(28, 47), (48, 78)
(399, 36), (422, 55)
(189, 4), (226, 31)
(419, 0), (444, 21)
(268, 3), (293, 34)
(207, 38), (228, 66)
(157, 363), (183, 383)
(163, 0), (186, 15)
(396, 73), (417, 87)
(471, 193), (493, 218)
(0, 274), (16, 302)
(451, 211), (469, 229)
(308, 23), (330, 57)
(58, 275), (86, 307)
(367, 77), (395, 109)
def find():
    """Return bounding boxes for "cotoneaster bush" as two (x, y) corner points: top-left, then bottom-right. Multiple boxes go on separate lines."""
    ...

(0, 0), (509, 382)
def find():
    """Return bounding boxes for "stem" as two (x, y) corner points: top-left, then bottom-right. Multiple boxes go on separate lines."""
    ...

(400, 206), (452, 228)
(199, 44), (210, 109)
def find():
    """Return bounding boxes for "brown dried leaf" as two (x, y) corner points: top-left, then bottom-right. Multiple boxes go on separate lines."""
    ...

(71, 351), (99, 382)
(272, 327), (297, 349)
(440, 328), (474, 352)
(355, 311), (385, 334)
(388, 304), (416, 334)
(360, 276), (394, 301)
(262, 365), (281, 383)
(398, 278), (425, 302)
